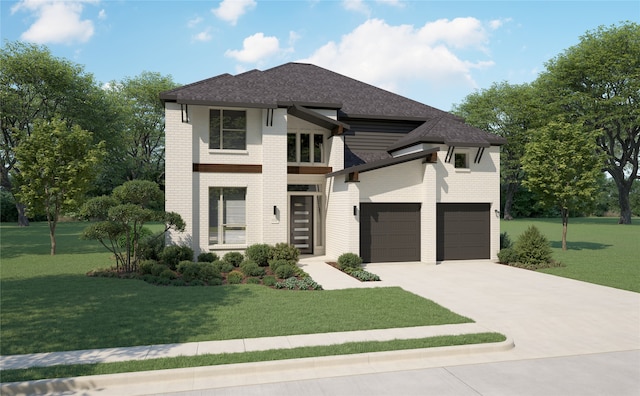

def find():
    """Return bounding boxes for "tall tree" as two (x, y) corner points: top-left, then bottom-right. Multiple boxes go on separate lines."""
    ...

(14, 120), (105, 255)
(452, 82), (539, 220)
(536, 22), (640, 224)
(107, 72), (178, 185)
(521, 121), (604, 250)
(0, 41), (120, 225)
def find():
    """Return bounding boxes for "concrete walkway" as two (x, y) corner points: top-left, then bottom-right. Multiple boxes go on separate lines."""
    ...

(2, 257), (639, 396)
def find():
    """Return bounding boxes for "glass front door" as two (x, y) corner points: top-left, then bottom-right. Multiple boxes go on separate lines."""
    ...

(290, 195), (313, 254)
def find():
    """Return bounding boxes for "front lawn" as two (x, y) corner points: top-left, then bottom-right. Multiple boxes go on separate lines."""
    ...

(1, 222), (472, 356)
(500, 217), (640, 293)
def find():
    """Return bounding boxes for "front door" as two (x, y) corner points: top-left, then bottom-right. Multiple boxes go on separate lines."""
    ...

(290, 195), (313, 254)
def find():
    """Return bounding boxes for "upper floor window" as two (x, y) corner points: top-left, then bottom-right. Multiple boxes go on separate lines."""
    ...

(288, 132), (325, 164)
(210, 109), (246, 150)
(454, 152), (469, 169)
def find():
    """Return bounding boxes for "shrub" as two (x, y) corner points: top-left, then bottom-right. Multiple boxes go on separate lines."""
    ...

(138, 260), (157, 275)
(270, 243), (299, 265)
(514, 225), (553, 267)
(497, 248), (519, 264)
(150, 262), (169, 277)
(227, 270), (244, 284)
(198, 262), (222, 283)
(269, 259), (290, 273)
(240, 259), (266, 277)
(171, 278), (186, 287)
(208, 278), (223, 286)
(214, 260), (234, 273)
(223, 252), (244, 267)
(189, 279), (206, 286)
(138, 232), (165, 261)
(262, 275), (277, 287)
(159, 269), (177, 280)
(160, 245), (194, 270)
(246, 277), (261, 285)
(177, 260), (201, 282)
(275, 263), (297, 279)
(245, 244), (272, 267)
(337, 253), (363, 271)
(349, 270), (380, 282)
(197, 252), (218, 263)
(500, 232), (513, 250)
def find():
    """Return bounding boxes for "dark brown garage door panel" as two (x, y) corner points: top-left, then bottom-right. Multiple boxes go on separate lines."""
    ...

(437, 203), (490, 261)
(360, 203), (421, 263)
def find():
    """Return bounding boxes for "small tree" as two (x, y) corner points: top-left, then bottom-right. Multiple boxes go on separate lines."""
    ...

(80, 180), (185, 272)
(522, 121), (604, 250)
(14, 119), (105, 255)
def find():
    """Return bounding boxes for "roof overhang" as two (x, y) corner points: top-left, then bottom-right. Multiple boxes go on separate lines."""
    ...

(287, 104), (350, 134)
(326, 147), (439, 178)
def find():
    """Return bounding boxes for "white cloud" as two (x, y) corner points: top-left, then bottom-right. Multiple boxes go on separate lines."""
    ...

(212, 0), (256, 26)
(187, 16), (203, 28)
(298, 18), (496, 94)
(489, 18), (511, 30)
(11, 0), (99, 45)
(98, 8), (106, 20)
(225, 32), (280, 63)
(376, 0), (404, 7)
(342, 0), (370, 15)
(193, 29), (213, 42)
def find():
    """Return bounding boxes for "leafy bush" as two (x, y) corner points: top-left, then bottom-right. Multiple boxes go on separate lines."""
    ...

(214, 260), (234, 273)
(197, 252), (218, 263)
(514, 225), (553, 267)
(246, 277), (261, 285)
(269, 243), (299, 265)
(171, 278), (186, 287)
(269, 259), (289, 272)
(0, 189), (18, 223)
(275, 263), (297, 279)
(138, 232), (165, 261)
(117, 227), (154, 253)
(240, 259), (266, 277)
(208, 278), (223, 286)
(177, 261), (199, 282)
(138, 260), (157, 275)
(497, 248), (520, 264)
(500, 232), (513, 250)
(160, 245), (194, 270)
(349, 270), (380, 282)
(227, 270), (244, 284)
(337, 253), (363, 270)
(245, 244), (272, 266)
(150, 262), (169, 277)
(189, 279), (206, 286)
(177, 261), (221, 283)
(159, 269), (177, 280)
(262, 275), (277, 287)
(198, 262), (222, 283)
(223, 252), (244, 267)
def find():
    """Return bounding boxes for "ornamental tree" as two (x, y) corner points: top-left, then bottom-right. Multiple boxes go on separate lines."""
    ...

(14, 119), (105, 255)
(521, 121), (604, 250)
(80, 180), (185, 272)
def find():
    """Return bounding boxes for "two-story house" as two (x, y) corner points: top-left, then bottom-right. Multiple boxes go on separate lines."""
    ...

(160, 63), (506, 263)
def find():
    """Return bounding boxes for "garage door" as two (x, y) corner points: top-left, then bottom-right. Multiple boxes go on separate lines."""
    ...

(437, 203), (490, 261)
(360, 203), (421, 263)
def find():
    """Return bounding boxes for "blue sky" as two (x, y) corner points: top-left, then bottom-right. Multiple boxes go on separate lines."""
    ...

(2, 0), (638, 111)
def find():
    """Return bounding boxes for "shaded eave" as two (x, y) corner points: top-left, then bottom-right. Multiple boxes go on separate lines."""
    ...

(287, 104), (350, 134)
(326, 147), (440, 178)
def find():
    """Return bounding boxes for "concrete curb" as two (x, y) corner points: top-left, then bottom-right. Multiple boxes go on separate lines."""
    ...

(1, 337), (514, 396)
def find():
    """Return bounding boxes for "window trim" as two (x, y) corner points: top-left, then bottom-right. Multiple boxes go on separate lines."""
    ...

(454, 152), (470, 169)
(287, 131), (326, 165)
(209, 187), (247, 246)
(209, 109), (247, 151)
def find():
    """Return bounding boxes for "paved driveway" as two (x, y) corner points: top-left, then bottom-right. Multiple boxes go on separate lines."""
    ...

(361, 260), (640, 362)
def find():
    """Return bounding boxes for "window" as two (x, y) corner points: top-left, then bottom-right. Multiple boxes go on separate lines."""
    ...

(209, 109), (246, 150)
(454, 153), (468, 169)
(287, 132), (325, 164)
(209, 188), (246, 245)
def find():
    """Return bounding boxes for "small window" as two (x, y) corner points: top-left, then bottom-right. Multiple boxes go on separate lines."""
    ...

(454, 153), (468, 169)
(287, 132), (325, 164)
(210, 109), (246, 150)
(209, 187), (246, 245)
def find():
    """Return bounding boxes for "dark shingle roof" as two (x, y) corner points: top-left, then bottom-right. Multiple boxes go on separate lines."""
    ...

(387, 116), (507, 152)
(160, 62), (449, 120)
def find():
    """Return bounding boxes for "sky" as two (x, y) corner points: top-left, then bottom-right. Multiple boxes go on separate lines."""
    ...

(1, 0), (638, 111)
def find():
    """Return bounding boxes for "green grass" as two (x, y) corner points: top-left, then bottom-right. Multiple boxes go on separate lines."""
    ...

(1, 222), (472, 357)
(501, 217), (640, 293)
(0, 333), (506, 383)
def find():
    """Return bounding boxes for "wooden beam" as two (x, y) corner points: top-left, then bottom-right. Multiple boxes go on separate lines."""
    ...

(287, 166), (333, 175)
(193, 164), (262, 173)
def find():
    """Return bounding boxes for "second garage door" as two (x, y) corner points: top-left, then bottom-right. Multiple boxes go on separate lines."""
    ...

(436, 203), (490, 261)
(360, 203), (421, 263)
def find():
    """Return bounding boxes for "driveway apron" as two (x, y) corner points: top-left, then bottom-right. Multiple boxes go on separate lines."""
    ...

(364, 260), (640, 360)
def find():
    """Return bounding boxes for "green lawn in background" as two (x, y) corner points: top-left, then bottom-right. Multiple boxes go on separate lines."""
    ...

(500, 217), (640, 293)
(0, 222), (471, 357)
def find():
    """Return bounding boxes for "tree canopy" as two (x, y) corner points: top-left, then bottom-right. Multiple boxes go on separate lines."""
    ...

(536, 21), (640, 224)
(14, 120), (105, 254)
